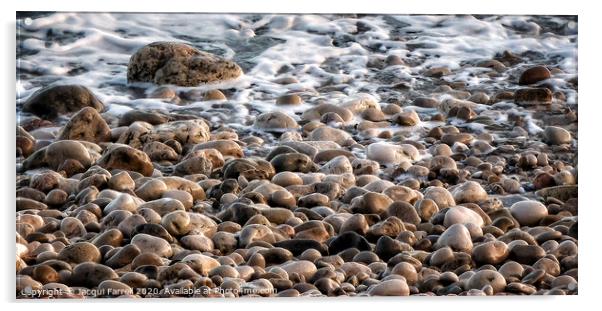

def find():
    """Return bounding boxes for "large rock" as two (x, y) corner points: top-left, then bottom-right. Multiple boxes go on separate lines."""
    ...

(127, 42), (242, 86)
(57, 107), (111, 143)
(22, 84), (104, 119)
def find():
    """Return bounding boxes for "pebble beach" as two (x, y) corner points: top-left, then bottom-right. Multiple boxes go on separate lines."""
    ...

(15, 13), (578, 298)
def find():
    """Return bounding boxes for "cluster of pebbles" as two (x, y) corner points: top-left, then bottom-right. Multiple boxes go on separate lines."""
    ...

(16, 32), (577, 299)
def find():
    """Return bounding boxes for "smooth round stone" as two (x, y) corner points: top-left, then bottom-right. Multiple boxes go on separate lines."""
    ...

(58, 107), (111, 143)
(279, 260), (318, 281)
(350, 192), (393, 215)
(276, 94), (303, 105)
(162, 190), (194, 210)
(472, 241), (509, 265)
(412, 97), (439, 108)
(320, 155), (353, 175)
(519, 66), (551, 85)
(544, 126), (572, 145)
(254, 111), (299, 130)
(140, 198), (186, 217)
(22, 84), (104, 120)
(309, 127), (352, 145)
(444, 206), (484, 228)
(367, 279), (410, 296)
(466, 270), (506, 294)
(551, 275), (577, 289)
(131, 233), (173, 258)
(366, 142), (419, 165)
(451, 181), (488, 204)
(391, 262), (418, 285)
(510, 201), (548, 226)
(201, 89), (226, 100)
(212, 231), (238, 254)
(104, 193), (139, 214)
(180, 234), (214, 252)
(339, 214), (370, 235)
(272, 172), (303, 187)
(97, 144), (154, 177)
(59, 217), (87, 238)
(393, 109), (420, 127)
(180, 253), (220, 275)
(58, 242), (101, 264)
(108, 171), (136, 192)
(388, 202), (420, 225)
(161, 210), (191, 236)
(106, 244), (141, 268)
(209, 265), (240, 279)
(70, 262), (119, 288)
(329, 231), (371, 254)
(423, 187), (455, 209)
(435, 224), (473, 252)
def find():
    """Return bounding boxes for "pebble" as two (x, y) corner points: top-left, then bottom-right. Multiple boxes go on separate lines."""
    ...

(97, 144), (154, 176)
(450, 181), (488, 204)
(519, 66), (551, 85)
(434, 224), (473, 252)
(22, 84), (104, 120)
(544, 126), (572, 145)
(254, 111), (299, 130)
(443, 206), (484, 227)
(466, 270), (506, 294)
(367, 279), (410, 296)
(510, 201), (548, 226)
(58, 242), (101, 264)
(130, 233), (173, 258)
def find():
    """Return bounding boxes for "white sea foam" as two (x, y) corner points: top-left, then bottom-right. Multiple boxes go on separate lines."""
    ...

(16, 13), (577, 136)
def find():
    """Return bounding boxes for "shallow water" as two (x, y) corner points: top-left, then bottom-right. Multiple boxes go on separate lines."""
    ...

(16, 14), (577, 130)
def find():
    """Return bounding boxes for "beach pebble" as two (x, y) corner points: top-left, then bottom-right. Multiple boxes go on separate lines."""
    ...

(544, 126), (572, 145)
(466, 270), (506, 294)
(519, 66), (551, 85)
(254, 111), (299, 130)
(131, 233), (173, 258)
(279, 260), (318, 280)
(22, 84), (104, 120)
(435, 224), (473, 252)
(58, 242), (101, 264)
(367, 279), (410, 296)
(366, 142), (418, 165)
(472, 241), (509, 265)
(444, 206), (484, 227)
(451, 181), (488, 204)
(510, 201), (548, 226)
(310, 127), (352, 145)
(57, 107), (111, 143)
(97, 144), (154, 176)
(276, 94), (303, 105)
(70, 262), (119, 288)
